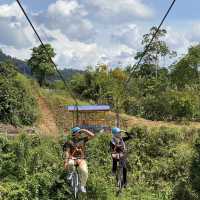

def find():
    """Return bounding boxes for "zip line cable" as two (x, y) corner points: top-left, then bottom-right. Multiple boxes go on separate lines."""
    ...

(125, 0), (177, 88)
(16, 0), (176, 128)
(15, 0), (80, 123)
(115, 0), (177, 128)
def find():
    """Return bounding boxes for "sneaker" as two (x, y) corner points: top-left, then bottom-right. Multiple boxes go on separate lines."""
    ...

(80, 186), (87, 193)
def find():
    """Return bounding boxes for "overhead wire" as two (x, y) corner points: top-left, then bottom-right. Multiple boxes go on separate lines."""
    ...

(125, 0), (177, 87)
(15, 0), (80, 124)
(115, 0), (177, 128)
(16, 0), (177, 129)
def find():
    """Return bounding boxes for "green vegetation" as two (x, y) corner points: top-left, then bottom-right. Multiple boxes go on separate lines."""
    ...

(0, 48), (84, 80)
(28, 44), (56, 87)
(0, 61), (38, 126)
(1, 126), (200, 200)
(70, 27), (200, 122)
(2, 26), (200, 200)
(40, 88), (89, 131)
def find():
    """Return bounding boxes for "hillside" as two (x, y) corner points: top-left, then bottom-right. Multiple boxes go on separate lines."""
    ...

(0, 49), (31, 75)
(35, 85), (200, 136)
(2, 77), (200, 136)
(2, 72), (200, 199)
(0, 73), (87, 136)
(0, 49), (84, 80)
(1, 65), (200, 200)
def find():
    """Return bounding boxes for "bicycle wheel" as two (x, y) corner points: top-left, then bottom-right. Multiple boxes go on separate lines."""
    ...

(72, 172), (79, 199)
(117, 159), (124, 189)
(118, 166), (123, 190)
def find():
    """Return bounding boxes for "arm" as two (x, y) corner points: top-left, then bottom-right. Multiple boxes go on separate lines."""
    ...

(80, 129), (95, 140)
(63, 142), (71, 169)
(121, 130), (134, 141)
(64, 149), (70, 170)
(63, 142), (68, 152)
(109, 141), (113, 153)
(109, 141), (114, 158)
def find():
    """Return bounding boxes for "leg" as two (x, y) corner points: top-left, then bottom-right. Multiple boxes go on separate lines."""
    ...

(123, 167), (127, 185)
(67, 159), (75, 172)
(66, 159), (75, 181)
(121, 159), (127, 185)
(64, 151), (70, 170)
(78, 159), (88, 187)
(112, 158), (117, 174)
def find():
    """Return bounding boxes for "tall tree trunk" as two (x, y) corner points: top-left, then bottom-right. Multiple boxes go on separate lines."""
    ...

(116, 111), (120, 127)
(155, 54), (158, 80)
(39, 71), (45, 87)
(115, 104), (120, 127)
(39, 77), (43, 87)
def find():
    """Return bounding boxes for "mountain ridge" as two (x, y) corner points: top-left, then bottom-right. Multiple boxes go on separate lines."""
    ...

(0, 49), (84, 80)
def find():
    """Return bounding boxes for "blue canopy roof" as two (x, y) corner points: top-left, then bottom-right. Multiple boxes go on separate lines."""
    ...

(66, 105), (110, 112)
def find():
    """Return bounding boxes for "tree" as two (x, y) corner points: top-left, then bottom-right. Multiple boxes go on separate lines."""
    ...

(28, 44), (56, 86)
(107, 68), (128, 126)
(71, 65), (111, 104)
(129, 27), (175, 99)
(135, 26), (176, 79)
(170, 44), (200, 89)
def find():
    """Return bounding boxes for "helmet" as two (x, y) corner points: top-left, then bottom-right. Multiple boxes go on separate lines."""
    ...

(112, 127), (121, 135)
(71, 127), (81, 135)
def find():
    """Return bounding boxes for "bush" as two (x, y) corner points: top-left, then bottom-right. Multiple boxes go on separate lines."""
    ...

(168, 91), (200, 120)
(128, 126), (198, 198)
(0, 62), (38, 126)
(49, 80), (65, 90)
(127, 90), (200, 121)
(0, 134), (63, 200)
(124, 97), (144, 116)
(1, 126), (200, 199)
(142, 94), (171, 120)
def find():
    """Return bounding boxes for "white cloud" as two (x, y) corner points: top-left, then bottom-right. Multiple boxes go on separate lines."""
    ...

(0, 2), (23, 18)
(48, 0), (83, 17)
(41, 28), (100, 68)
(0, 1), (199, 70)
(0, 2), (37, 48)
(188, 22), (200, 42)
(41, 26), (137, 68)
(89, 0), (153, 19)
(164, 25), (200, 58)
(110, 24), (142, 48)
(33, 0), (93, 42)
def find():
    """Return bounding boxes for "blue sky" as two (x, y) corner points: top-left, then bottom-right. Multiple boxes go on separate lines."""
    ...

(153, 0), (199, 20)
(0, 0), (199, 69)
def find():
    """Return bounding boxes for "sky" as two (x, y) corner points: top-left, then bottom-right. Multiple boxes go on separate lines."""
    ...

(0, 0), (199, 69)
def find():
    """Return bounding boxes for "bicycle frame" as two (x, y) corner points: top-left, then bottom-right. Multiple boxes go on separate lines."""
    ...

(68, 159), (81, 199)
(113, 154), (125, 194)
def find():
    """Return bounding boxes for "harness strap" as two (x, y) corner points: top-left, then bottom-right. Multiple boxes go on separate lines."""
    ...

(112, 138), (126, 153)
(70, 145), (84, 158)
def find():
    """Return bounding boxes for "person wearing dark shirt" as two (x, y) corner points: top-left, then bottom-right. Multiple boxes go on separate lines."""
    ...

(110, 127), (133, 187)
(63, 127), (95, 193)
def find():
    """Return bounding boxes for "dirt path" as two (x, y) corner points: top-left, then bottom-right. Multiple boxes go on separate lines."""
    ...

(37, 95), (59, 136)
